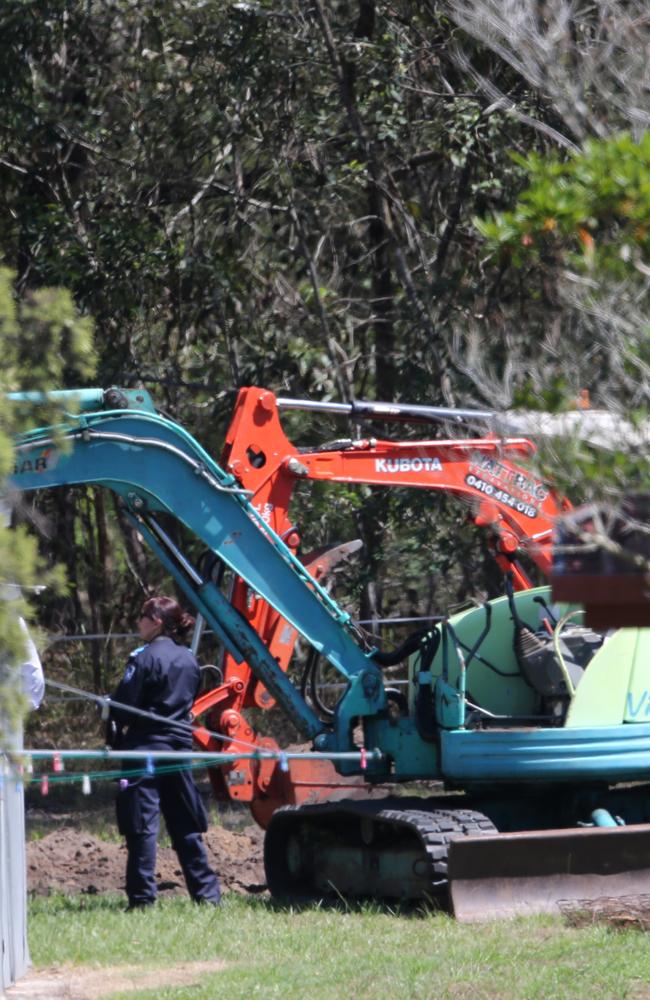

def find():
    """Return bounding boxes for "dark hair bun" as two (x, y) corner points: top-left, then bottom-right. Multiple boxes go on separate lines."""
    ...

(141, 596), (195, 642)
(177, 611), (195, 637)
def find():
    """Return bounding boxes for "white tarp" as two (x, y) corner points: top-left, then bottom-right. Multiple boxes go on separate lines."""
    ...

(492, 409), (650, 452)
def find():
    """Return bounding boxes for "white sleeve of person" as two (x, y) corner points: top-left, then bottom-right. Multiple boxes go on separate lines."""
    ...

(18, 617), (44, 710)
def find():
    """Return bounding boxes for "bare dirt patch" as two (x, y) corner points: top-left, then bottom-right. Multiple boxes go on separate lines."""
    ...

(6, 960), (226, 999)
(25, 775), (266, 900)
(27, 823), (266, 899)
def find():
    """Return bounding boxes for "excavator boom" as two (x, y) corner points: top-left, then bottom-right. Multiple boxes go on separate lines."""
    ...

(9, 393), (387, 759)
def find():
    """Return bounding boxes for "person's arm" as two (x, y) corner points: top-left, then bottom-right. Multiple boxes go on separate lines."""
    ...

(109, 646), (149, 727)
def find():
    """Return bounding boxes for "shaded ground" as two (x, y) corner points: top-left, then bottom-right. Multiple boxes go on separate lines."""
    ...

(26, 824), (266, 898)
(25, 780), (266, 899)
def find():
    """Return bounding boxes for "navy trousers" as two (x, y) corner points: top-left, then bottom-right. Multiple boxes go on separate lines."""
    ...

(116, 764), (221, 906)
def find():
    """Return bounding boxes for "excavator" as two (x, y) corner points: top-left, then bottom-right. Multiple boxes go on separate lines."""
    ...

(8, 386), (650, 920)
(192, 385), (572, 823)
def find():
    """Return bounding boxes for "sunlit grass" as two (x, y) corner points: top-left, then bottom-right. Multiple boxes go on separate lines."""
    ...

(29, 893), (650, 1000)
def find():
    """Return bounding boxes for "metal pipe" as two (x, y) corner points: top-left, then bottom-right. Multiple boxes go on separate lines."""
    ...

(190, 613), (206, 657)
(145, 516), (203, 585)
(9, 749), (384, 763)
(357, 615), (443, 626)
(445, 621), (467, 729)
(7, 389), (106, 409)
(276, 396), (495, 425)
(15, 428), (252, 494)
(42, 616), (443, 646)
(81, 431), (252, 494)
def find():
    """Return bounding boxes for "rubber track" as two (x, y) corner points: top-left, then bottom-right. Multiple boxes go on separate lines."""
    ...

(369, 807), (497, 880)
(264, 800), (497, 899)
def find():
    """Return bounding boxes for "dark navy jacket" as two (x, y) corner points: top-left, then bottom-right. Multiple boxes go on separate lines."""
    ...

(110, 636), (199, 749)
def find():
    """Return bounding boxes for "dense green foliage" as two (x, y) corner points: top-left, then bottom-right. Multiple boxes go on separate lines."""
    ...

(0, 267), (94, 739)
(475, 132), (650, 497)
(0, 1), (647, 701)
(0, 0), (540, 656)
(447, 1), (650, 426)
(477, 133), (650, 277)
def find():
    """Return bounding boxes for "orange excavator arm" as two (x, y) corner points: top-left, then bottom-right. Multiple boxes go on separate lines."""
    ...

(193, 387), (571, 822)
(222, 386), (570, 583)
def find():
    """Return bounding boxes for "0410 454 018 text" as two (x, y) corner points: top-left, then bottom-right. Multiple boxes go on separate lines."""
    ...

(465, 474), (538, 518)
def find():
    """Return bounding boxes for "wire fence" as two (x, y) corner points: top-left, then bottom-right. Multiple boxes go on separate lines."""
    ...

(36, 616), (441, 729)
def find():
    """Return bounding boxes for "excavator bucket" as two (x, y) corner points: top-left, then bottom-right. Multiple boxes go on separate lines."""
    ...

(448, 824), (650, 922)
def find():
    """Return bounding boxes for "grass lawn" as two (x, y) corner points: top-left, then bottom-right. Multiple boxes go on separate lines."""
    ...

(28, 893), (650, 1000)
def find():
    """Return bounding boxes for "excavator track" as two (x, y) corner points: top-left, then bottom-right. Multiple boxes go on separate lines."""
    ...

(264, 799), (497, 903)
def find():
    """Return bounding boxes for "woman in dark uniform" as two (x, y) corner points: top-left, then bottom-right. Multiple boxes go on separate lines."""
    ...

(109, 596), (221, 909)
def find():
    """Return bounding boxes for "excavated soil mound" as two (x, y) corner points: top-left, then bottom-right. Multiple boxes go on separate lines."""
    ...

(27, 824), (266, 898)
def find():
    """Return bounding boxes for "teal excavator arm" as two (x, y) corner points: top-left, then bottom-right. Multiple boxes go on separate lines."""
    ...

(8, 388), (391, 772)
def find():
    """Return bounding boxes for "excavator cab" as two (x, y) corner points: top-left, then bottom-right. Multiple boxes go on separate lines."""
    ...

(408, 584), (600, 731)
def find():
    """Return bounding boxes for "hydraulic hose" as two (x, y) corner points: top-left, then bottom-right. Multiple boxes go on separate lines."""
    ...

(371, 628), (431, 667)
